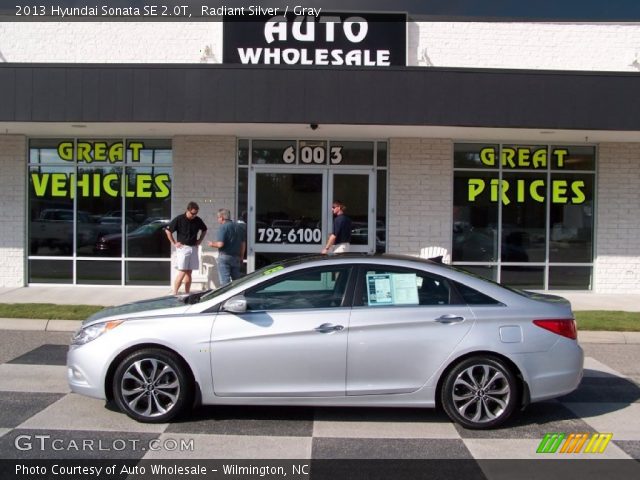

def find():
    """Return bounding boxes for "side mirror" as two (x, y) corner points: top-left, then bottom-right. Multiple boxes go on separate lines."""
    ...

(222, 295), (247, 314)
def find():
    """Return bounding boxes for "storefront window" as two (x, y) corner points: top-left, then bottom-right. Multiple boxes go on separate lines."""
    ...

(377, 142), (388, 167)
(76, 166), (123, 257)
(549, 173), (594, 263)
(252, 140), (296, 165)
(453, 144), (595, 290)
(501, 172), (547, 263)
(453, 171), (499, 262)
(27, 138), (172, 285)
(28, 259), (73, 284)
(376, 169), (387, 253)
(126, 260), (172, 286)
(124, 166), (172, 258)
(238, 139), (249, 166)
(28, 164), (75, 257)
(333, 141), (375, 165)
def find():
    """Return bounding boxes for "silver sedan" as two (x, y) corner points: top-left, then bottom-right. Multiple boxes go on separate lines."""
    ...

(67, 254), (583, 429)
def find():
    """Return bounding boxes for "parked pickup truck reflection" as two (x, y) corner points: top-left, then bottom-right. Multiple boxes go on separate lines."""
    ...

(30, 209), (97, 255)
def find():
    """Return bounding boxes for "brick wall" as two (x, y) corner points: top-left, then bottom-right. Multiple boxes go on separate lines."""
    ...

(0, 22), (222, 63)
(594, 143), (640, 293)
(0, 136), (26, 287)
(3, 22), (640, 72)
(388, 138), (453, 256)
(172, 136), (237, 220)
(171, 136), (237, 286)
(411, 22), (640, 71)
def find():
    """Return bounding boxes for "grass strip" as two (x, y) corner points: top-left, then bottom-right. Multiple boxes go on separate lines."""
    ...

(574, 311), (640, 332)
(0, 303), (103, 321)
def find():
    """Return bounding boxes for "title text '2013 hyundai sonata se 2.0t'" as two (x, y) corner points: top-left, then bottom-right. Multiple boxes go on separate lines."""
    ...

(68, 254), (583, 429)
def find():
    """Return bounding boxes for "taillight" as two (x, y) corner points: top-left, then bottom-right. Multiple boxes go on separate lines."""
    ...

(533, 319), (577, 340)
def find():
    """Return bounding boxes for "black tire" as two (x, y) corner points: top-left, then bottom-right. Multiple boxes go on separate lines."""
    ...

(112, 348), (193, 423)
(441, 356), (519, 429)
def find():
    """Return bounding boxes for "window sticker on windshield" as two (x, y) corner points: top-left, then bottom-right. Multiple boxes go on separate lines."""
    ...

(366, 273), (419, 306)
(263, 265), (284, 276)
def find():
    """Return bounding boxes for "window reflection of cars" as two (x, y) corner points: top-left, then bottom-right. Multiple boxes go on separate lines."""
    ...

(453, 229), (497, 262)
(271, 219), (294, 232)
(94, 219), (170, 257)
(103, 210), (147, 224)
(96, 214), (140, 237)
(30, 209), (96, 254)
(350, 226), (387, 252)
(453, 228), (532, 262)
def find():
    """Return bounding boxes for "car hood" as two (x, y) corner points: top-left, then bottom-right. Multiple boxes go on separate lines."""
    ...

(83, 290), (212, 325)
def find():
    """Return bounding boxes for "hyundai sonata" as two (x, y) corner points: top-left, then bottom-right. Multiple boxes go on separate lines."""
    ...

(68, 254), (583, 429)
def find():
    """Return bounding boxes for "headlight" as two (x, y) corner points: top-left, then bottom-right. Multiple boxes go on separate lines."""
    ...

(71, 320), (123, 345)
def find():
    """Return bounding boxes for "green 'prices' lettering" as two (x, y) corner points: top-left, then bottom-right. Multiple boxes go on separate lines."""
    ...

(466, 178), (587, 205)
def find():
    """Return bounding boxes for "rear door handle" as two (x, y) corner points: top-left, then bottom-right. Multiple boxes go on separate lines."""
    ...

(435, 315), (465, 324)
(315, 323), (344, 333)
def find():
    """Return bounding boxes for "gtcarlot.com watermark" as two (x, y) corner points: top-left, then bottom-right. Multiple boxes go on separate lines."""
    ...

(14, 434), (194, 452)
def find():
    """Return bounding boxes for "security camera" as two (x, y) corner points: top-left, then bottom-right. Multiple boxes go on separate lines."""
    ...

(310, 123), (318, 130)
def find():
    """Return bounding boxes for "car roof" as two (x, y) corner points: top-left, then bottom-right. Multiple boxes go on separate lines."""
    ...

(279, 252), (435, 264)
(267, 253), (522, 304)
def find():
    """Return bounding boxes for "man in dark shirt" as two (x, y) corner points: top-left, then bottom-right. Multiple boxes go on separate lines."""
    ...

(165, 201), (208, 295)
(322, 200), (352, 254)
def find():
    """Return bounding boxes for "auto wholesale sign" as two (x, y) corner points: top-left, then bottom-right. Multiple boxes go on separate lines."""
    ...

(223, 12), (407, 67)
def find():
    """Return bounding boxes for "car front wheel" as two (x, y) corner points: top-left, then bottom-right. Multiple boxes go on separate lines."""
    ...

(441, 356), (519, 429)
(112, 348), (193, 423)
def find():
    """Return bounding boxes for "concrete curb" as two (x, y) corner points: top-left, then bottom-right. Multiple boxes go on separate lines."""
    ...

(0, 318), (81, 332)
(0, 318), (639, 343)
(578, 330), (640, 344)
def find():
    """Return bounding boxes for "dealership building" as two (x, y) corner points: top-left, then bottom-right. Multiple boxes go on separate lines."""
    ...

(1, 2), (639, 292)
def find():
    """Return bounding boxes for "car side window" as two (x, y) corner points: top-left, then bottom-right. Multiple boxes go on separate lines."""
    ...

(244, 266), (351, 311)
(454, 281), (502, 305)
(358, 266), (452, 307)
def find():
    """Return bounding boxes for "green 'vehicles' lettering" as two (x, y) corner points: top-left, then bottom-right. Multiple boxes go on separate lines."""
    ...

(30, 172), (170, 199)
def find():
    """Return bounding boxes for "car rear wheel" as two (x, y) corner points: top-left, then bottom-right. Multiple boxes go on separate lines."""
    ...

(441, 356), (518, 429)
(112, 348), (193, 423)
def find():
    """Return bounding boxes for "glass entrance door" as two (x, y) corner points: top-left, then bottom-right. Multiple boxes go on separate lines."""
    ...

(250, 169), (326, 271)
(249, 167), (375, 271)
(329, 170), (375, 253)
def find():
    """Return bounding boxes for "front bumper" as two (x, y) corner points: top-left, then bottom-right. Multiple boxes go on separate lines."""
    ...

(67, 343), (110, 400)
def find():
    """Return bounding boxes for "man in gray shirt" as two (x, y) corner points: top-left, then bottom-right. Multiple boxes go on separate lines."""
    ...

(208, 208), (246, 286)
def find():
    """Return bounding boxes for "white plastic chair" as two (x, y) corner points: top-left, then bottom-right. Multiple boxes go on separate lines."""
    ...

(190, 246), (219, 290)
(419, 246), (451, 264)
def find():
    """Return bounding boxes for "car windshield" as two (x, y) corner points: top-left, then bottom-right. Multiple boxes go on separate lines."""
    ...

(198, 258), (300, 303)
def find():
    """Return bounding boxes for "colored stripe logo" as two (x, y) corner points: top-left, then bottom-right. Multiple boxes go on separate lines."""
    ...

(537, 433), (612, 454)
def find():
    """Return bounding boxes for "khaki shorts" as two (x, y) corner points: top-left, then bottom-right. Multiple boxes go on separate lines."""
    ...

(175, 245), (199, 271)
(332, 243), (350, 254)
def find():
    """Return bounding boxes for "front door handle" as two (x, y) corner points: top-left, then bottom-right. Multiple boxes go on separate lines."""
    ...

(435, 315), (465, 324)
(315, 323), (345, 333)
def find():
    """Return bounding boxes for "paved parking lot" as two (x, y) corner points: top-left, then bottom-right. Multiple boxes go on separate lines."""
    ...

(0, 330), (638, 471)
